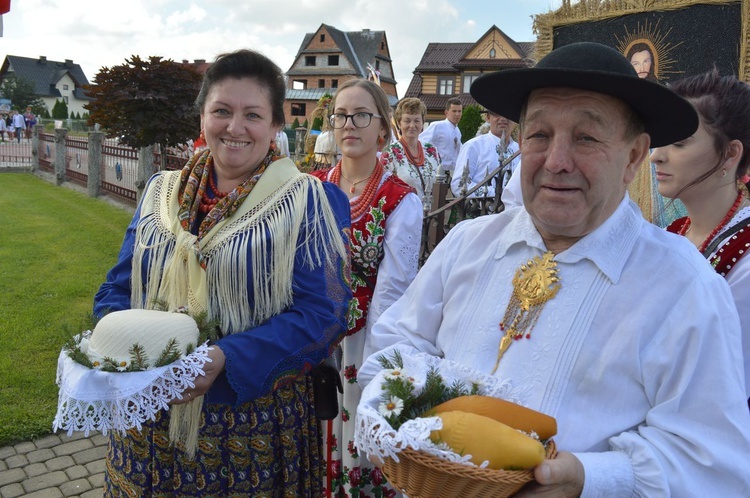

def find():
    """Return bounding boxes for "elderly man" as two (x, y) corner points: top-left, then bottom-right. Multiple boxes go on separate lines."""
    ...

(358, 42), (750, 496)
(419, 97), (462, 175)
(451, 110), (520, 197)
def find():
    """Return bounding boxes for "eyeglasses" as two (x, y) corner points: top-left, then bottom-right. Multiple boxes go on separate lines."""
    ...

(329, 112), (382, 129)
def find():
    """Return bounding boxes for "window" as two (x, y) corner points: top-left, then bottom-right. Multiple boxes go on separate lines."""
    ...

(318, 79), (325, 88)
(328, 55), (339, 66)
(320, 34), (325, 42)
(463, 74), (480, 93)
(291, 103), (307, 116)
(63, 84), (69, 90)
(375, 60), (380, 71)
(292, 80), (307, 90)
(490, 48), (496, 58)
(305, 56), (315, 66)
(437, 76), (455, 95)
(381, 42), (385, 50)
(332, 79), (338, 88)
(63, 96), (69, 104)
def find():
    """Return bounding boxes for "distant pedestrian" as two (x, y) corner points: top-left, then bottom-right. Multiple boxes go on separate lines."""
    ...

(24, 107), (36, 140)
(0, 115), (6, 141)
(12, 110), (25, 143)
(7, 113), (15, 141)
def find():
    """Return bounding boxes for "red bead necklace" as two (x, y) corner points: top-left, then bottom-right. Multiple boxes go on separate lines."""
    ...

(331, 159), (384, 220)
(679, 191), (744, 253)
(199, 169), (230, 214)
(400, 137), (425, 167)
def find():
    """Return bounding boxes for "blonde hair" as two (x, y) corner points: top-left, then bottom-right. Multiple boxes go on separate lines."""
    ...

(332, 79), (392, 145)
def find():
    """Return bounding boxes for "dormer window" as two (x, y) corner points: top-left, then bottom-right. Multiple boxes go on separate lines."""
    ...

(490, 48), (496, 58)
(320, 34), (325, 42)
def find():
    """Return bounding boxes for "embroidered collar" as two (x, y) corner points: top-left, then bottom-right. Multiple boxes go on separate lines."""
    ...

(494, 195), (642, 284)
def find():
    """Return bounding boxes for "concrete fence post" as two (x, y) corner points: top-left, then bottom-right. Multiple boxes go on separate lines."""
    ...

(54, 128), (67, 186)
(294, 127), (307, 164)
(31, 126), (40, 172)
(136, 145), (155, 205)
(87, 131), (105, 198)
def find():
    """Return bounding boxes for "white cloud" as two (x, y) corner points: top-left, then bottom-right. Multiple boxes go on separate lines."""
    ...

(1, 0), (560, 97)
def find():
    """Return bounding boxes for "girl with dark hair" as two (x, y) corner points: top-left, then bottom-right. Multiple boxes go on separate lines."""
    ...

(651, 68), (750, 401)
(94, 49), (352, 496)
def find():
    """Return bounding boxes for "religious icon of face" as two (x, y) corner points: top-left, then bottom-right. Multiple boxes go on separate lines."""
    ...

(630, 49), (653, 79)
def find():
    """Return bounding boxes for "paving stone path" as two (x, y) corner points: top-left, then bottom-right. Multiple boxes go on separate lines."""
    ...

(0, 432), (106, 498)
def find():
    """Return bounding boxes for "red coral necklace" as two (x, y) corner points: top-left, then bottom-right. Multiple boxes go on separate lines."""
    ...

(400, 137), (425, 167)
(199, 168), (229, 214)
(679, 191), (744, 253)
(331, 159), (384, 220)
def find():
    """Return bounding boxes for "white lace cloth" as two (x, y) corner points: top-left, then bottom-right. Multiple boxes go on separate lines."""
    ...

(354, 353), (526, 466)
(53, 332), (212, 436)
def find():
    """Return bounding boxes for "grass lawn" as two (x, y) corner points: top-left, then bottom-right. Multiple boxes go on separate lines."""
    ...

(0, 173), (134, 447)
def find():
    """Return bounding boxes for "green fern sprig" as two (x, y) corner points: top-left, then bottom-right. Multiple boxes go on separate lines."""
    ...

(154, 338), (181, 367)
(129, 344), (150, 371)
(378, 353), (482, 430)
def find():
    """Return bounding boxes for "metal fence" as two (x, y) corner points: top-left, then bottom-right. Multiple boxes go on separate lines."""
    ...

(5, 128), (511, 265)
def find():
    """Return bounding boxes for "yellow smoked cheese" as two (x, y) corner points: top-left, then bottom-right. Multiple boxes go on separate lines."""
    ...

(428, 395), (557, 440)
(430, 410), (546, 470)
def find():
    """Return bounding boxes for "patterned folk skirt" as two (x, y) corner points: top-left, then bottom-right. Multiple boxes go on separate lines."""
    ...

(104, 374), (324, 497)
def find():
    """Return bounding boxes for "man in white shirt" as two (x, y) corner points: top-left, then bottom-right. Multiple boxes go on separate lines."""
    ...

(358, 42), (750, 497)
(419, 98), (462, 175)
(451, 111), (520, 197)
(11, 110), (25, 143)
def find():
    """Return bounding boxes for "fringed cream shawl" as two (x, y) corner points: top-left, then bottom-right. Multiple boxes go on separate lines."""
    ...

(131, 157), (347, 334)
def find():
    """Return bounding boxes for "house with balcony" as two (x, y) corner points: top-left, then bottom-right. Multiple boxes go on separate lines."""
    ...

(284, 23), (398, 126)
(403, 26), (534, 121)
(0, 55), (92, 116)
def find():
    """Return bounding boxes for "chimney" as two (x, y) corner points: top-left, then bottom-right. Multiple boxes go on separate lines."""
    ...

(194, 59), (206, 64)
(64, 59), (73, 68)
(182, 60), (188, 64)
(39, 56), (47, 64)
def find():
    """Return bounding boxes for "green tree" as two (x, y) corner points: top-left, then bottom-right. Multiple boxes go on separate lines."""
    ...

(0, 76), (45, 112)
(292, 118), (300, 129)
(51, 99), (69, 119)
(458, 104), (484, 144)
(84, 55), (203, 167)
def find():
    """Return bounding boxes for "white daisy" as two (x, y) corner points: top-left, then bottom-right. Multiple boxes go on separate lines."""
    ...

(378, 396), (404, 418)
(383, 368), (406, 381)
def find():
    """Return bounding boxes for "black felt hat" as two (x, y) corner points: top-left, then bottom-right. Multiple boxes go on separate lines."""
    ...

(470, 42), (698, 147)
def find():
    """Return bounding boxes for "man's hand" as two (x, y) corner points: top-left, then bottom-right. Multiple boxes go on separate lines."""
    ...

(171, 345), (226, 405)
(514, 451), (584, 497)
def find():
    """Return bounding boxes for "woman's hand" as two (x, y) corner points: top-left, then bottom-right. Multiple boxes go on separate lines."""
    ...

(171, 345), (226, 405)
(514, 451), (585, 497)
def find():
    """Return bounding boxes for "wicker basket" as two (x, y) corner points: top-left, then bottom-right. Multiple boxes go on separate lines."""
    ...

(382, 440), (557, 498)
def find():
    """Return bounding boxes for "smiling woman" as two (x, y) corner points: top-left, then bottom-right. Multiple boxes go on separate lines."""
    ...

(91, 49), (352, 496)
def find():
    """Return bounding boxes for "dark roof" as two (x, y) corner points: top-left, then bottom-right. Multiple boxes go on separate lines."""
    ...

(291, 24), (396, 86)
(0, 55), (92, 99)
(415, 43), (474, 72)
(413, 27), (536, 73)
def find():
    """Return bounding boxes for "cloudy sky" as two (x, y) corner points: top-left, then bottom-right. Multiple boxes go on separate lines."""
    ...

(1, 0), (562, 97)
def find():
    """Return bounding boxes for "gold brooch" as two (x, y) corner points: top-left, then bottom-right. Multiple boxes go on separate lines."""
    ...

(491, 252), (561, 374)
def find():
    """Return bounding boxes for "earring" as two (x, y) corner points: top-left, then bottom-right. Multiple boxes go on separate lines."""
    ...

(722, 169), (727, 177)
(270, 140), (277, 151)
(378, 136), (385, 146)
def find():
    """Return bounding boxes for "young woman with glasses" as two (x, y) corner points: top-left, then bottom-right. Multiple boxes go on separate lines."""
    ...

(311, 78), (422, 498)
